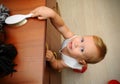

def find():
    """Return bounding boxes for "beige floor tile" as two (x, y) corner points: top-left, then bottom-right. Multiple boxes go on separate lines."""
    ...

(57, 0), (120, 84)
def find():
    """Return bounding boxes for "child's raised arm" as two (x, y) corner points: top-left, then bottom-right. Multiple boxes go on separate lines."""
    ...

(31, 6), (74, 39)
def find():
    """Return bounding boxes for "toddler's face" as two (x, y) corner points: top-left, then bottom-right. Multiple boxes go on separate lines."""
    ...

(66, 36), (99, 63)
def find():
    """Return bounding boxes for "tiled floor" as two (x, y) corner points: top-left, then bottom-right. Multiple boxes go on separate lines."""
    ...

(56, 0), (120, 84)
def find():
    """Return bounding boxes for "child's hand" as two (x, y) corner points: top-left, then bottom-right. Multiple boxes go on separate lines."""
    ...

(30, 6), (55, 20)
(46, 50), (55, 62)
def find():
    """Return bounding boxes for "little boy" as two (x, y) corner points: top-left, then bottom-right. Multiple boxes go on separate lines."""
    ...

(31, 6), (107, 71)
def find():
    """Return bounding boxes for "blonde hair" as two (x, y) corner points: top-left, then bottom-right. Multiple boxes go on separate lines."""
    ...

(87, 35), (107, 64)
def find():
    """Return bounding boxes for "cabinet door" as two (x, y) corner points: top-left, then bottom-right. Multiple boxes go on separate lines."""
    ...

(0, 0), (46, 84)
(45, 0), (62, 84)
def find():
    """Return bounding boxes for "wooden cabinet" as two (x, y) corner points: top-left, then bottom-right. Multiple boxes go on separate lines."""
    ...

(0, 0), (61, 84)
(45, 0), (62, 84)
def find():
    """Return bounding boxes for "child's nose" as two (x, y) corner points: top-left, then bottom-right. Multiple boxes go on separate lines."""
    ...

(75, 43), (80, 48)
(75, 44), (78, 48)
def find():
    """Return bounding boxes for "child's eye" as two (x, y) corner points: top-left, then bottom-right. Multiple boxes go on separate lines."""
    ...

(80, 47), (84, 52)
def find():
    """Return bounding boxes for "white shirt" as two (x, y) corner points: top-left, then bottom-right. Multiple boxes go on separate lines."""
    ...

(59, 35), (83, 70)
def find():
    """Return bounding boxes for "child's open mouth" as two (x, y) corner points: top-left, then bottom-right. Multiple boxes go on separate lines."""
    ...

(69, 41), (72, 49)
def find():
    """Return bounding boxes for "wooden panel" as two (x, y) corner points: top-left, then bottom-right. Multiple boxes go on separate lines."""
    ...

(0, 0), (62, 84)
(0, 19), (46, 84)
(46, 0), (62, 84)
(46, 19), (61, 84)
(0, 0), (46, 84)
(0, 0), (46, 11)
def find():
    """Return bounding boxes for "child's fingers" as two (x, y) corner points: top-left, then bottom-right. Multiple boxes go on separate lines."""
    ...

(46, 50), (53, 56)
(46, 50), (54, 61)
(38, 16), (47, 20)
(30, 11), (38, 17)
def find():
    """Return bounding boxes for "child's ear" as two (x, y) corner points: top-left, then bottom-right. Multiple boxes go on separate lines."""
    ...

(79, 60), (86, 65)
